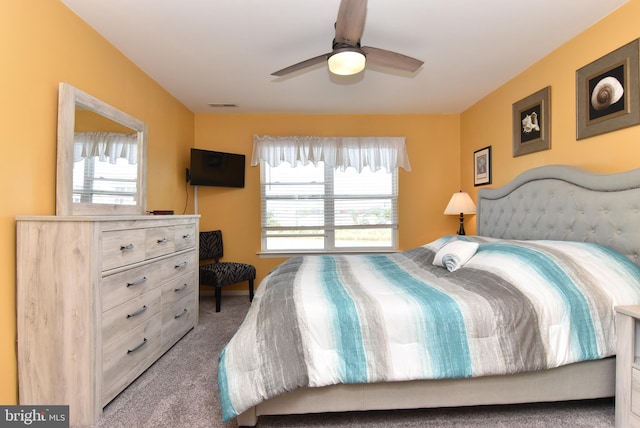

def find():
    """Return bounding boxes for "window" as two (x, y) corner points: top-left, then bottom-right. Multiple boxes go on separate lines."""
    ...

(72, 156), (137, 205)
(252, 135), (411, 253)
(72, 131), (139, 205)
(260, 161), (398, 252)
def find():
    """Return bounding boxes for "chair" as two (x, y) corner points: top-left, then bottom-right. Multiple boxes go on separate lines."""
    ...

(199, 230), (256, 312)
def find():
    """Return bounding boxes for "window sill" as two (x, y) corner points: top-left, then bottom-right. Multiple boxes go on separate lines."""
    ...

(257, 249), (400, 258)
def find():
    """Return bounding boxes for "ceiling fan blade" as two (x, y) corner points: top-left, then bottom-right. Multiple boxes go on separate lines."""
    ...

(271, 53), (330, 76)
(361, 46), (424, 72)
(335, 0), (367, 46)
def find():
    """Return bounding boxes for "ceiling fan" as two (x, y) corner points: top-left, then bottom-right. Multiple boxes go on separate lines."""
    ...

(271, 0), (424, 77)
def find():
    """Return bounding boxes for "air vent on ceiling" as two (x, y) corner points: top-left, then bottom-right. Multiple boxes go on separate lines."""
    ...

(208, 103), (238, 108)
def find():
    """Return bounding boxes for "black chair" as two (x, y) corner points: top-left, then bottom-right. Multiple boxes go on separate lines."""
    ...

(199, 230), (256, 312)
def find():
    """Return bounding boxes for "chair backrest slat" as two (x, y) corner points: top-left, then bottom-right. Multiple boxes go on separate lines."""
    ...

(199, 230), (223, 262)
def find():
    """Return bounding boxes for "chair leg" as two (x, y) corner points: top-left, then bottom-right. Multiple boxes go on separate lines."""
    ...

(249, 279), (254, 302)
(215, 285), (221, 312)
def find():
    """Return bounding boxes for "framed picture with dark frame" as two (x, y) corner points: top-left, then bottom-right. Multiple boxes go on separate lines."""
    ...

(473, 146), (491, 186)
(512, 86), (551, 157)
(576, 39), (640, 140)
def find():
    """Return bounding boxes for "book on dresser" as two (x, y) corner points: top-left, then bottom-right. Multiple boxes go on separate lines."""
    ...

(16, 215), (200, 427)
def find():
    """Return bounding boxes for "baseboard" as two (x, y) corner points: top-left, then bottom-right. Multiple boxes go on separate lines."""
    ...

(199, 289), (249, 297)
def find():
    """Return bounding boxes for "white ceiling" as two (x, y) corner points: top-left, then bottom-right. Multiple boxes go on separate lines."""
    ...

(60, 0), (627, 114)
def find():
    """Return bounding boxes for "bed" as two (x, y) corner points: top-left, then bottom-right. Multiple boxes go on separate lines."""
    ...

(220, 164), (640, 427)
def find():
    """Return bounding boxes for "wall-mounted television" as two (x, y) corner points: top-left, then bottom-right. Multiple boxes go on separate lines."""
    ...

(189, 148), (245, 188)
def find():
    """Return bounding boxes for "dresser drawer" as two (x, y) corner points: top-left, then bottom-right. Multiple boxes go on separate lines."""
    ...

(102, 288), (162, 346)
(161, 273), (197, 308)
(102, 260), (165, 312)
(175, 223), (197, 251)
(101, 250), (197, 311)
(102, 314), (162, 405)
(145, 226), (175, 259)
(162, 291), (196, 348)
(102, 229), (146, 270)
(161, 250), (197, 284)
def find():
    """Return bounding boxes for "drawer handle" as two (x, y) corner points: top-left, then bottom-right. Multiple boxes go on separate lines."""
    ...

(127, 338), (148, 354)
(182, 233), (192, 239)
(126, 277), (147, 287)
(175, 261), (188, 269)
(120, 244), (135, 251)
(127, 305), (148, 319)
(174, 283), (188, 292)
(157, 237), (168, 243)
(175, 308), (188, 319)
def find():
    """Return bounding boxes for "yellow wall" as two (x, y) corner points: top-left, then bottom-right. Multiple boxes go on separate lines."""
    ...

(460, 0), (640, 234)
(0, 1), (194, 403)
(194, 114), (461, 286)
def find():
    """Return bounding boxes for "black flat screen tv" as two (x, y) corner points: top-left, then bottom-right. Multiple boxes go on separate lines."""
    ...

(189, 149), (245, 188)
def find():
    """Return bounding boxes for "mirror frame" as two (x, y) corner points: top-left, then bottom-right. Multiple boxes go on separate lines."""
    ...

(56, 82), (147, 216)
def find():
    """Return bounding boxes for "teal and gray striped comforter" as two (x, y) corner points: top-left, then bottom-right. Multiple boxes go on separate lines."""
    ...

(218, 236), (640, 421)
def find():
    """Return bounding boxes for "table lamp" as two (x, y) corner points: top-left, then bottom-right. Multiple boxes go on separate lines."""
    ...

(444, 191), (476, 235)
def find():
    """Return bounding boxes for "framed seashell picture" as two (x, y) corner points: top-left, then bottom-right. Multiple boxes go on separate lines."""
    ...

(512, 86), (551, 157)
(473, 145), (491, 186)
(576, 39), (640, 140)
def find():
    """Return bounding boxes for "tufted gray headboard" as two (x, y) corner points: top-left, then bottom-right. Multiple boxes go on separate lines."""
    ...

(477, 165), (640, 267)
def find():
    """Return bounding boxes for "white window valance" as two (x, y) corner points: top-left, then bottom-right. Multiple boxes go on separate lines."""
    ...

(74, 132), (138, 165)
(251, 135), (411, 173)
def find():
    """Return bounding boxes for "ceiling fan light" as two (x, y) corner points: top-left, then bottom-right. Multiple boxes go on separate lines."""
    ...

(328, 50), (366, 75)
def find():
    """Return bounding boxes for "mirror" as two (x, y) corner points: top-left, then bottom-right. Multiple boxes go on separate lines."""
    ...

(56, 83), (147, 216)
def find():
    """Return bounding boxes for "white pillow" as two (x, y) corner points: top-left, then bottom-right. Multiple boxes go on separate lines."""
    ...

(433, 240), (479, 272)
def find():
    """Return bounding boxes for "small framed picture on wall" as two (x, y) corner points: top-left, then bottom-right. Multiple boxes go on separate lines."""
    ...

(474, 146), (492, 186)
(512, 86), (551, 157)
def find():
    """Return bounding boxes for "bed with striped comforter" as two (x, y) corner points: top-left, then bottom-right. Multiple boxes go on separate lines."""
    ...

(218, 235), (640, 421)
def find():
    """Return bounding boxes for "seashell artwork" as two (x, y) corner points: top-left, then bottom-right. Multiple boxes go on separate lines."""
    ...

(591, 76), (624, 111)
(522, 111), (540, 133)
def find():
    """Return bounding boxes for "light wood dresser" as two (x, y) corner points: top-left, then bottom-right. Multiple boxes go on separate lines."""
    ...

(616, 305), (640, 428)
(16, 215), (199, 427)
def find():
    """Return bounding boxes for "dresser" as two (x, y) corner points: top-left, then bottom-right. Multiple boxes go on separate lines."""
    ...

(16, 215), (199, 427)
(615, 305), (640, 428)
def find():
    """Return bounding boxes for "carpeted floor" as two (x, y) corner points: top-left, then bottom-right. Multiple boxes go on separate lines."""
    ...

(93, 295), (615, 428)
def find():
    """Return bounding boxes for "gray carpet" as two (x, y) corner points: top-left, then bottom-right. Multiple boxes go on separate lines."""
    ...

(93, 295), (615, 428)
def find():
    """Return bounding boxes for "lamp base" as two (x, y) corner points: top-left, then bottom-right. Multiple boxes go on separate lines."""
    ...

(458, 213), (466, 235)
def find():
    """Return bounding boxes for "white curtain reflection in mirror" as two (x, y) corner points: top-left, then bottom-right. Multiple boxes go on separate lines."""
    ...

(73, 132), (138, 205)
